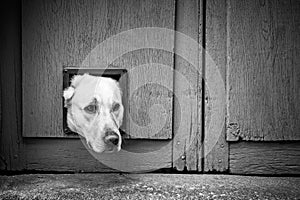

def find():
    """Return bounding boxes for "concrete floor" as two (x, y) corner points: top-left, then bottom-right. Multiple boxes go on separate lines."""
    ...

(0, 173), (299, 200)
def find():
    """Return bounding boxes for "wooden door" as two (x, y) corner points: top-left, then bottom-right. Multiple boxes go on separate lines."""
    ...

(2, 0), (299, 174)
(205, 0), (300, 174)
(20, 0), (176, 172)
(19, 0), (206, 172)
(1, 0), (204, 173)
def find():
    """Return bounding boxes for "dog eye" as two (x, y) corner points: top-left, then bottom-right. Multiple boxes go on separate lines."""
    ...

(112, 103), (120, 112)
(84, 105), (97, 114)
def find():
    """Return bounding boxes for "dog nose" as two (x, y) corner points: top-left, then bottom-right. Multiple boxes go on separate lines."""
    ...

(105, 130), (119, 146)
(109, 137), (119, 146)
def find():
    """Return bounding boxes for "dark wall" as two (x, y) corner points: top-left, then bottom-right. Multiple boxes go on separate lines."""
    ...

(0, 0), (23, 170)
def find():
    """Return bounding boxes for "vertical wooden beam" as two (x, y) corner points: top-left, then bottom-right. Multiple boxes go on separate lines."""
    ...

(204, 0), (228, 172)
(0, 0), (23, 171)
(173, 0), (202, 171)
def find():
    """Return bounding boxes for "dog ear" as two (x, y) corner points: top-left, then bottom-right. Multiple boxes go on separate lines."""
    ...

(70, 74), (86, 87)
(63, 86), (75, 107)
(63, 74), (86, 107)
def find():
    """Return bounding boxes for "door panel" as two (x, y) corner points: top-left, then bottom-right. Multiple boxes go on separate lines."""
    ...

(22, 0), (175, 139)
(226, 0), (300, 141)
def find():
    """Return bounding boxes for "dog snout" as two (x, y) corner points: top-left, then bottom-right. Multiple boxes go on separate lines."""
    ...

(104, 130), (119, 146)
(109, 137), (119, 146)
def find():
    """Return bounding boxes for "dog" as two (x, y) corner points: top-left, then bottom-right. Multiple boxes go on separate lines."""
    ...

(63, 73), (124, 153)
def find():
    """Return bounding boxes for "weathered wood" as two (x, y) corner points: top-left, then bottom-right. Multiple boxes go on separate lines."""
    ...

(230, 142), (300, 174)
(22, 0), (175, 139)
(0, 0), (23, 171)
(23, 139), (110, 172)
(111, 49), (174, 139)
(227, 0), (300, 141)
(172, 0), (202, 171)
(22, 138), (171, 172)
(204, 0), (228, 172)
(100, 0), (175, 139)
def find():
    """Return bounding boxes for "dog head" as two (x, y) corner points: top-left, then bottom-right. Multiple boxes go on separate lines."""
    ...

(63, 74), (124, 153)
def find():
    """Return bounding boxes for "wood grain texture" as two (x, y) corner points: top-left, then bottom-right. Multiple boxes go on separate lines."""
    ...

(227, 0), (300, 141)
(0, 0), (23, 171)
(22, 0), (175, 139)
(99, 0), (175, 139)
(230, 142), (300, 174)
(23, 139), (110, 172)
(204, 0), (228, 172)
(172, 0), (202, 171)
(22, 138), (171, 172)
(112, 49), (174, 139)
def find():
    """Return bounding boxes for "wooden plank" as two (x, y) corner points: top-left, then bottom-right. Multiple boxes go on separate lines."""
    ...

(230, 142), (300, 174)
(227, 0), (300, 141)
(204, 0), (228, 172)
(22, 139), (109, 172)
(22, 0), (175, 139)
(111, 49), (174, 139)
(22, 138), (171, 172)
(98, 0), (175, 139)
(172, 0), (202, 171)
(0, 0), (23, 171)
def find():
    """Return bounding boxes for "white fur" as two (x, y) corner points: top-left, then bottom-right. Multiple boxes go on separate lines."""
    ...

(63, 74), (124, 153)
